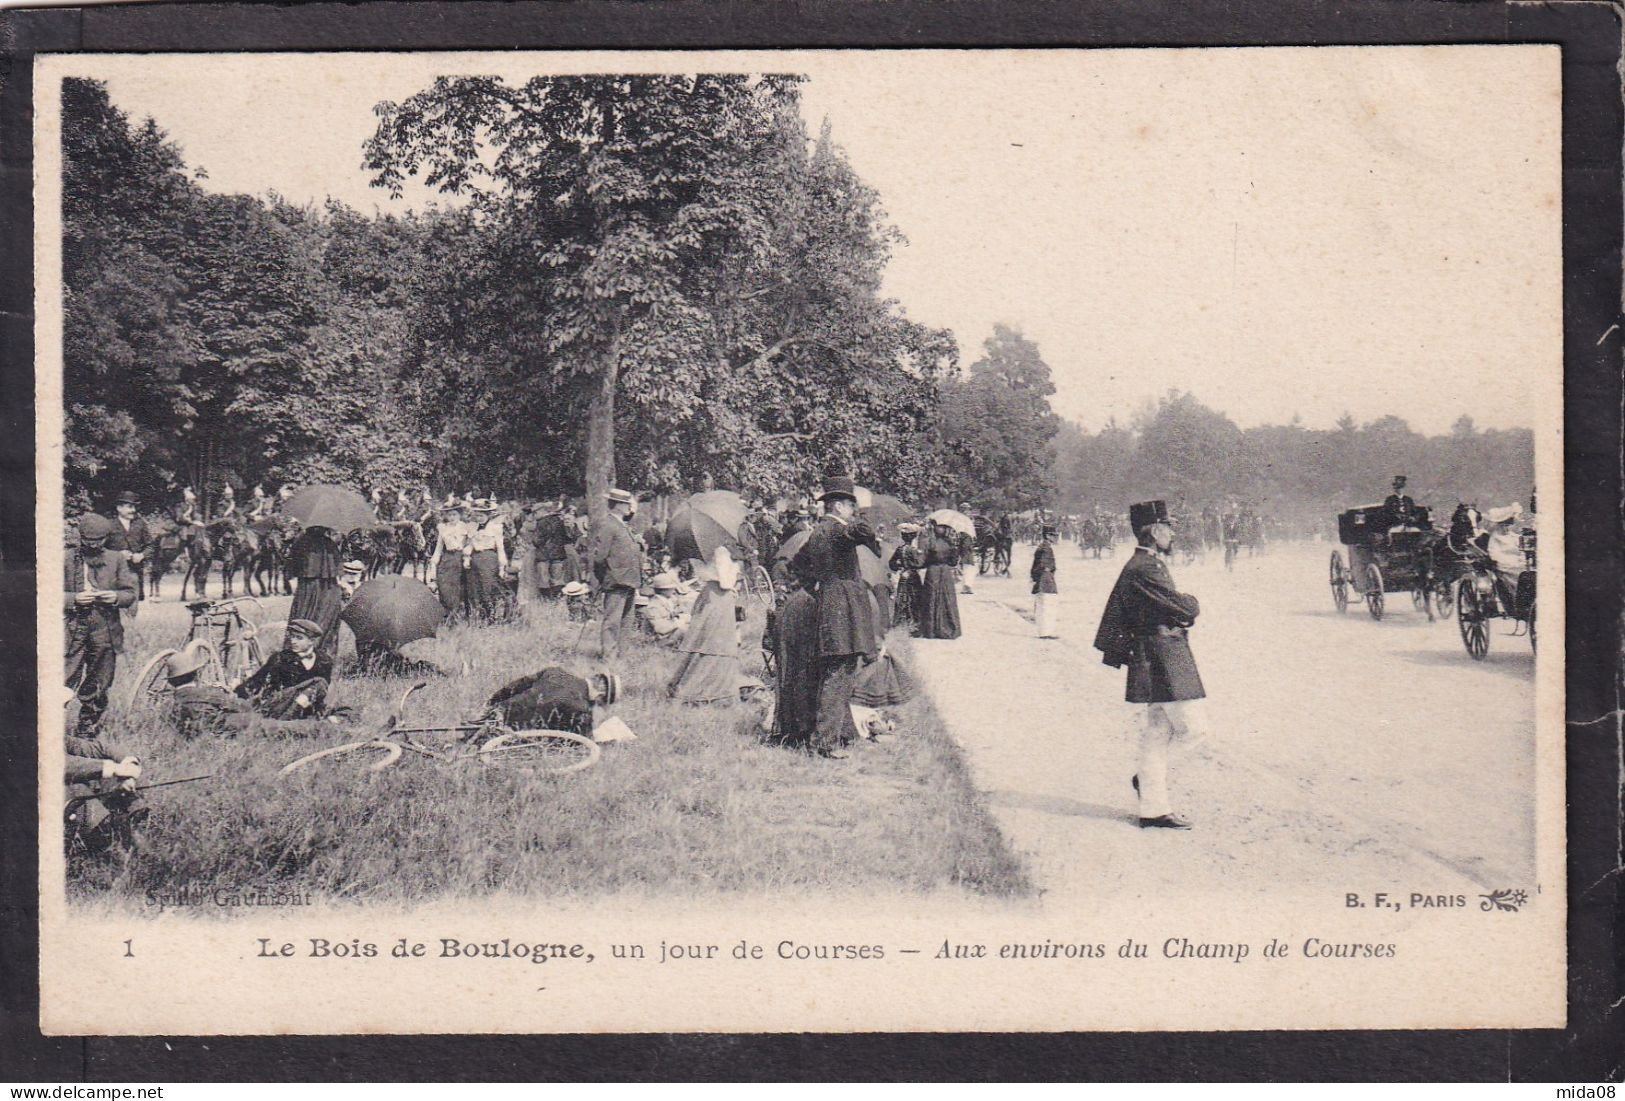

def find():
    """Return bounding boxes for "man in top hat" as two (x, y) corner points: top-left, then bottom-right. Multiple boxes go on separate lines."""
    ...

(1383, 475), (1418, 529)
(64, 513), (139, 735)
(593, 488), (643, 663)
(1093, 500), (1206, 830)
(1032, 524), (1060, 638)
(106, 491), (151, 603)
(789, 475), (882, 759)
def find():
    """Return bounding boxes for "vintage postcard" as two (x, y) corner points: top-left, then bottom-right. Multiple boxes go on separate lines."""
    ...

(35, 46), (1564, 1035)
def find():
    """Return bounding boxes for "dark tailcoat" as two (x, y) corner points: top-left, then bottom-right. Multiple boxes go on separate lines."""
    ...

(792, 515), (881, 658)
(1093, 547), (1205, 703)
(1031, 542), (1058, 594)
(106, 517), (150, 557)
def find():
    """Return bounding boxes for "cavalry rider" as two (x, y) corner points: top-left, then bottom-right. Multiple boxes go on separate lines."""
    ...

(217, 484), (237, 521)
(1093, 500), (1206, 831)
(175, 485), (205, 531)
(246, 484), (273, 523)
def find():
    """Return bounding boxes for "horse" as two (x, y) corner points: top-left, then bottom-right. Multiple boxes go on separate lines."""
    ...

(206, 519), (258, 598)
(249, 516), (298, 596)
(1079, 514), (1114, 559)
(391, 520), (429, 580)
(177, 523), (213, 601)
(144, 519), (189, 600)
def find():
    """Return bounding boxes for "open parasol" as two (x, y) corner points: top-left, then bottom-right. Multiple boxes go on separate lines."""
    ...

(339, 575), (445, 647)
(926, 508), (976, 538)
(281, 484), (376, 534)
(776, 528), (888, 587)
(666, 490), (749, 563)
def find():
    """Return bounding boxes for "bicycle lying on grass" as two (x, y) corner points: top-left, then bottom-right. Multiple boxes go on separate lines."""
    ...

(278, 683), (601, 778)
(125, 596), (281, 713)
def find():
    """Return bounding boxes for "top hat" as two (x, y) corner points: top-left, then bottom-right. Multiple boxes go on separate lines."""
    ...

(1042, 526), (1058, 538)
(1392, 475), (1408, 488)
(817, 476), (858, 503)
(604, 488), (636, 507)
(116, 491), (139, 506)
(1129, 500), (1171, 532)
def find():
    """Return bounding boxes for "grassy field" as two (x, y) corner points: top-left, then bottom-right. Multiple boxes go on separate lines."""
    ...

(68, 586), (1032, 906)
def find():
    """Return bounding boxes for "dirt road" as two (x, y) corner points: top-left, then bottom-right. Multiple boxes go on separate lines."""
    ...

(906, 540), (1537, 902)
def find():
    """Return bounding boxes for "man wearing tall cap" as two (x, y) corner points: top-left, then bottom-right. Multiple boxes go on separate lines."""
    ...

(106, 491), (151, 604)
(790, 475), (882, 759)
(593, 488), (643, 663)
(1094, 500), (1206, 830)
(64, 514), (138, 735)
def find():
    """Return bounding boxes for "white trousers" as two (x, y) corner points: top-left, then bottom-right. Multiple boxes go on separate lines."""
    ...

(1136, 700), (1206, 819)
(1034, 593), (1059, 637)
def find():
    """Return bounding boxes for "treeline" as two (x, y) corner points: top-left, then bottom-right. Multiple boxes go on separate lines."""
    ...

(1052, 391), (1536, 529)
(62, 76), (968, 517)
(62, 77), (1533, 527)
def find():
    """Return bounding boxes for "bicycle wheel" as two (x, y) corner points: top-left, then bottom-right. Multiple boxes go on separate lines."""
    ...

(479, 729), (601, 776)
(124, 648), (179, 712)
(278, 740), (404, 777)
(750, 565), (774, 607)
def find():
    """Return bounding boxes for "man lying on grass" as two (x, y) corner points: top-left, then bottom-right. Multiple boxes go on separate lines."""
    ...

(479, 667), (621, 740)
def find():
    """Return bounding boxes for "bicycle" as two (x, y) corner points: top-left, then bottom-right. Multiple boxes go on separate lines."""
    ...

(124, 595), (268, 713)
(278, 682), (601, 778)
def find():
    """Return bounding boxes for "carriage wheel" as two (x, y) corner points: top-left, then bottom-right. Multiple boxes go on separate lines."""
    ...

(1328, 552), (1349, 613)
(1364, 564), (1384, 621)
(1457, 579), (1490, 660)
(479, 730), (601, 776)
(1432, 577), (1456, 621)
(123, 648), (180, 712)
(278, 740), (404, 777)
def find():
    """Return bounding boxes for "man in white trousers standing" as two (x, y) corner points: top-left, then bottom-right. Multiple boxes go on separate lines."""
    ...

(1092, 500), (1206, 830)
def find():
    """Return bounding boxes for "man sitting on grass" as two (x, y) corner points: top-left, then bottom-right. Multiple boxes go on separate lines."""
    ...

(169, 639), (349, 739)
(230, 618), (332, 717)
(642, 572), (689, 644)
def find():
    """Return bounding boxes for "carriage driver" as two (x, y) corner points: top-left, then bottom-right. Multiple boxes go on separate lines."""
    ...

(1383, 475), (1420, 531)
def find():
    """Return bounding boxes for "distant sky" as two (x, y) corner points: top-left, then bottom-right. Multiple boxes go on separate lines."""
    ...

(56, 47), (1560, 434)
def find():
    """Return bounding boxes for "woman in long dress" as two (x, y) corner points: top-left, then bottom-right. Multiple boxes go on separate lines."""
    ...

(916, 522), (963, 639)
(771, 560), (821, 745)
(464, 499), (509, 624)
(851, 588), (913, 708)
(889, 524), (924, 632)
(285, 525), (344, 663)
(667, 545), (744, 704)
(427, 498), (471, 619)
(1032, 525), (1060, 638)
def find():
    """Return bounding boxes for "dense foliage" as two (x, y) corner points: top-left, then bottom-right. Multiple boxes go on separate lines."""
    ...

(62, 77), (1532, 525)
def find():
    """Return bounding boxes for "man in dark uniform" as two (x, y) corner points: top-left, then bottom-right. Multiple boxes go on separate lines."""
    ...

(593, 488), (643, 663)
(1093, 500), (1206, 830)
(1383, 475), (1418, 528)
(165, 642), (346, 739)
(64, 514), (138, 735)
(790, 475), (881, 759)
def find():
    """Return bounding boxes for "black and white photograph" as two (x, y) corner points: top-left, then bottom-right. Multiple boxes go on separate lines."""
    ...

(34, 45), (1566, 1035)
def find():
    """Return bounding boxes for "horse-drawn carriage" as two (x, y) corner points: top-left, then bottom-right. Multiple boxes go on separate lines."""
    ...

(1453, 524), (1537, 659)
(1328, 502), (1445, 621)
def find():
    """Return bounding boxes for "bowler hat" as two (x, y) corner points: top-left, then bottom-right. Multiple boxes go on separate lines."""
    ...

(116, 491), (139, 506)
(817, 476), (858, 503)
(286, 618), (325, 639)
(1128, 500), (1171, 532)
(590, 670), (621, 705)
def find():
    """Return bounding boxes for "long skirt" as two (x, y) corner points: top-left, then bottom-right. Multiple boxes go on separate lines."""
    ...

(851, 652), (913, 707)
(466, 550), (504, 623)
(773, 589), (820, 741)
(1034, 592), (1059, 638)
(668, 583), (742, 704)
(287, 577), (343, 663)
(893, 572), (922, 632)
(917, 564), (962, 640)
(435, 555), (467, 619)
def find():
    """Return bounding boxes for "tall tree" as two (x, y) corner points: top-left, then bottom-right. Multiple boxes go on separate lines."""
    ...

(938, 324), (1059, 508)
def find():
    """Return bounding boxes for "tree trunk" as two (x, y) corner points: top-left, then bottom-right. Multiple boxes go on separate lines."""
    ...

(584, 334), (622, 528)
